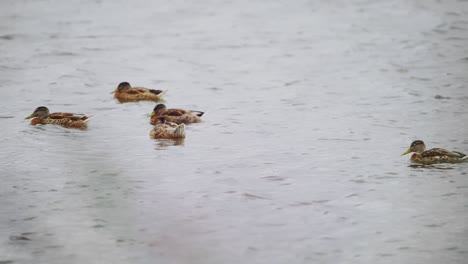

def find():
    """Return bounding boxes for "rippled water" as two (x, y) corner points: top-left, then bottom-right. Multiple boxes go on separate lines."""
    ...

(1, 0), (468, 263)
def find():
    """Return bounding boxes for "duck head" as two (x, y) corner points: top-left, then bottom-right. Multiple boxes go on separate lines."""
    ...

(25, 106), (50, 119)
(402, 140), (426, 155)
(111, 82), (132, 94)
(149, 104), (167, 117)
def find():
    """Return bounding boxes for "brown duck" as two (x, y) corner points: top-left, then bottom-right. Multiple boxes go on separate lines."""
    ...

(150, 117), (186, 139)
(401, 140), (467, 165)
(149, 104), (204, 125)
(111, 82), (167, 102)
(25, 106), (92, 129)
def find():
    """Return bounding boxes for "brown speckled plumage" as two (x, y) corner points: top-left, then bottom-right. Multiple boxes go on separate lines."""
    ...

(26, 106), (92, 129)
(149, 104), (204, 125)
(112, 82), (166, 102)
(150, 118), (186, 139)
(402, 140), (467, 165)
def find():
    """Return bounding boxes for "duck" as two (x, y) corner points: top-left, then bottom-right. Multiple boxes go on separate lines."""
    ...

(111, 82), (167, 102)
(150, 117), (186, 139)
(149, 104), (204, 125)
(25, 106), (92, 129)
(401, 140), (467, 164)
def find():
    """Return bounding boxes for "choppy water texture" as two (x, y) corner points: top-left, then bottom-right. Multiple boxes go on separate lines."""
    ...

(1, 0), (468, 263)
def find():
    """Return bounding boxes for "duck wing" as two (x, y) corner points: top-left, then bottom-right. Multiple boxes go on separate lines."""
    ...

(49, 112), (89, 121)
(451, 151), (467, 158)
(149, 89), (164, 95)
(422, 148), (466, 158)
(126, 88), (145, 94)
(164, 109), (187, 116)
(49, 112), (74, 118)
(190, 110), (205, 117)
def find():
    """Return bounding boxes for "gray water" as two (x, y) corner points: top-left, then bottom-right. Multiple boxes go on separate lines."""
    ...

(1, 0), (468, 263)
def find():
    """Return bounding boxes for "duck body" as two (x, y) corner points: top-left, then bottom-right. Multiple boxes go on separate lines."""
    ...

(112, 82), (166, 102)
(402, 140), (467, 165)
(149, 104), (204, 125)
(150, 117), (186, 139)
(26, 107), (92, 129)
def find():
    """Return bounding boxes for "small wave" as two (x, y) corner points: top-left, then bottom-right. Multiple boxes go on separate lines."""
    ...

(0, 34), (15, 40)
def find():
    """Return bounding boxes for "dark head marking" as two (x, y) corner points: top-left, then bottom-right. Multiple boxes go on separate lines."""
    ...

(153, 104), (166, 112)
(34, 106), (49, 113)
(117, 82), (131, 91)
(118, 82), (130, 87)
(410, 140), (425, 147)
(27, 106), (50, 119)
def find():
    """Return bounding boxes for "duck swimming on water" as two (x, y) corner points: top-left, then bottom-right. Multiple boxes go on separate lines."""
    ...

(150, 117), (186, 139)
(111, 82), (167, 102)
(149, 104), (204, 125)
(401, 140), (467, 165)
(25, 106), (92, 129)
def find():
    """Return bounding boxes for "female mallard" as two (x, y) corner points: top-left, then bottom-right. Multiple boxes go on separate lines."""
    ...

(111, 82), (167, 102)
(401, 140), (467, 164)
(149, 104), (204, 125)
(25, 106), (92, 129)
(150, 117), (186, 139)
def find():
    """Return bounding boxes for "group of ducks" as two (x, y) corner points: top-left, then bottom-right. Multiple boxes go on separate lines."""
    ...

(25, 82), (204, 139)
(24, 82), (467, 165)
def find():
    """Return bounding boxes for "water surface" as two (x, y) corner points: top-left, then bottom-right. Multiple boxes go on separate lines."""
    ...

(1, 0), (468, 263)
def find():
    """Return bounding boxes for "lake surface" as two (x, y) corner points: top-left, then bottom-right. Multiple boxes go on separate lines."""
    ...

(1, 0), (468, 263)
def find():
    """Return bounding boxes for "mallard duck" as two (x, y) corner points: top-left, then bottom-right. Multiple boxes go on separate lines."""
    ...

(150, 117), (186, 139)
(149, 104), (204, 125)
(25, 106), (92, 129)
(401, 140), (467, 164)
(111, 82), (167, 102)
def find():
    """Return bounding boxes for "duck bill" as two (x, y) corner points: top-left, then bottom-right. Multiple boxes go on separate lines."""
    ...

(110, 89), (117, 94)
(25, 113), (36, 119)
(401, 148), (412, 156)
(148, 111), (155, 118)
